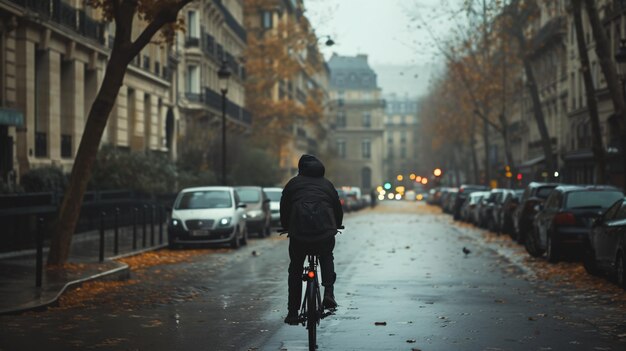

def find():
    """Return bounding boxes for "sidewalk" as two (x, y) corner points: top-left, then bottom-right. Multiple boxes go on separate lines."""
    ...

(0, 226), (167, 315)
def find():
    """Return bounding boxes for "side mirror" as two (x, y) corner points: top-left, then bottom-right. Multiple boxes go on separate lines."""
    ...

(533, 204), (543, 212)
(263, 199), (271, 203)
(237, 203), (247, 208)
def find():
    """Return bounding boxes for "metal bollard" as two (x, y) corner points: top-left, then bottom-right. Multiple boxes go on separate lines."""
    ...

(99, 211), (106, 262)
(150, 205), (155, 246)
(132, 207), (138, 250)
(35, 217), (44, 287)
(114, 208), (120, 255)
(142, 205), (147, 248)
(158, 206), (164, 244)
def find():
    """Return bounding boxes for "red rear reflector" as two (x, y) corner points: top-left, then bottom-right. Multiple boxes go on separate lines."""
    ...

(307, 271), (315, 279)
(554, 212), (576, 225)
(340, 199), (345, 205)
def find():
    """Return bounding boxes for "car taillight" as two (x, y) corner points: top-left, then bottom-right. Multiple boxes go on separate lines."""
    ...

(340, 199), (345, 206)
(553, 212), (576, 226)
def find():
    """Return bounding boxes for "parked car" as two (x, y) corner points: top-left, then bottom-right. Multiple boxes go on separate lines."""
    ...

(453, 184), (490, 220)
(263, 187), (282, 226)
(469, 191), (491, 225)
(498, 189), (524, 236)
(235, 186), (271, 237)
(442, 188), (459, 214)
(480, 188), (507, 230)
(336, 188), (349, 212)
(461, 191), (489, 222)
(168, 186), (248, 249)
(584, 197), (626, 289)
(531, 185), (623, 262)
(513, 182), (559, 245)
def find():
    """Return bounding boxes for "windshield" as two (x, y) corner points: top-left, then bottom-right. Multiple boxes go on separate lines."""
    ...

(237, 189), (261, 203)
(565, 191), (624, 209)
(176, 190), (232, 209)
(264, 190), (282, 202)
(536, 186), (556, 199)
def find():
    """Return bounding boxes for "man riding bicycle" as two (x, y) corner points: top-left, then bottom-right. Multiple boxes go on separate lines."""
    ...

(280, 154), (344, 325)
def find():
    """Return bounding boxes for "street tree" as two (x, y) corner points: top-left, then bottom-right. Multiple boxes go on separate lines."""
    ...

(243, 0), (327, 159)
(571, 0), (607, 183)
(502, 0), (556, 175)
(47, 0), (194, 266)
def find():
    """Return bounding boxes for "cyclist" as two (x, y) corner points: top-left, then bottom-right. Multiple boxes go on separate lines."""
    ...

(280, 154), (344, 325)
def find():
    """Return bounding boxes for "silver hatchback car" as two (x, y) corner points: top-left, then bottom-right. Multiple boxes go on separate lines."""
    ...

(168, 186), (248, 249)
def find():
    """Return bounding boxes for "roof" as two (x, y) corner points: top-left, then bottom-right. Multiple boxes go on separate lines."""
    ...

(328, 53), (379, 90)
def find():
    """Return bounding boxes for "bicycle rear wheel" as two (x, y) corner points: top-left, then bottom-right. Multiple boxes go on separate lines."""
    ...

(307, 281), (317, 351)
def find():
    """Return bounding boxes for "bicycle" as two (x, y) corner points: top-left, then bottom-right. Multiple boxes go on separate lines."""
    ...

(279, 226), (344, 351)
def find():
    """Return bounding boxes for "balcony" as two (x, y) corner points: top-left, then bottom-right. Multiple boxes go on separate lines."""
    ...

(7, 0), (104, 43)
(185, 36), (200, 48)
(211, 0), (247, 42)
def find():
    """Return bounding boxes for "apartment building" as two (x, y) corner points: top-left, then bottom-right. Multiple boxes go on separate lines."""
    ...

(0, 0), (254, 190)
(383, 93), (420, 181)
(327, 53), (385, 192)
(243, 0), (330, 180)
(176, 0), (250, 164)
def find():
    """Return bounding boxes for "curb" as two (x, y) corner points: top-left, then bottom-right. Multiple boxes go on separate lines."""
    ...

(0, 243), (168, 316)
(0, 263), (130, 316)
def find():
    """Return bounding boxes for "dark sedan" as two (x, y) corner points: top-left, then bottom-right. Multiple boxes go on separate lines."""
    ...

(513, 182), (559, 245)
(452, 184), (490, 220)
(531, 186), (624, 263)
(584, 197), (626, 289)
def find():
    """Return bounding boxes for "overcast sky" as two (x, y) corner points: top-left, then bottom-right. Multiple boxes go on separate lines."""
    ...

(305, 0), (463, 96)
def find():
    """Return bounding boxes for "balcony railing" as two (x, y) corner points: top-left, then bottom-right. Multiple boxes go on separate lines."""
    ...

(185, 36), (200, 48)
(211, 0), (247, 42)
(7, 0), (104, 43)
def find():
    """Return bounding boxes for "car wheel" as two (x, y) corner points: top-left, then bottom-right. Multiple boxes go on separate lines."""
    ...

(230, 227), (241, 249)
(525, 227), (545, 258)
(583, 245), (599, 276)
(546, 233), (559, 263)
(616, 253), (626, 289)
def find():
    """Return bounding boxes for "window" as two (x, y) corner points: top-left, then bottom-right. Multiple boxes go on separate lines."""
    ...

(400, 131), (406, 143)
(262, 11), (273, 29)
(362, 139), (371, 159)
(186, 65), (200, 94)
(337, 140), (346, 158)
(362, 112), (371, 128)
(336, 111), (346, 127)
(187, 11), (199, 39)
(400, 146), (406, 158)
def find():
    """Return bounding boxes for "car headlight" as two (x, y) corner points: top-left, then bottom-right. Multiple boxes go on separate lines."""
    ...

(171, 218), (181, 226)
(247, 210), (263, 218)
(218, 217), (232, 227)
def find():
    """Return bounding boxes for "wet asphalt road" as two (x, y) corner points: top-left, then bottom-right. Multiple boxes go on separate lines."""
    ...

(1, 201), (626, 351)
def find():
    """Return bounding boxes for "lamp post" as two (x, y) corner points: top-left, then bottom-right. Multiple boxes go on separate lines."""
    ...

(217, 60), (231, 185)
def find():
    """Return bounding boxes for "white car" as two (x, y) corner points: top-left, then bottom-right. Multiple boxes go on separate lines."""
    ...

(168, 186), (248, 249)
(263, 187), (283, 226)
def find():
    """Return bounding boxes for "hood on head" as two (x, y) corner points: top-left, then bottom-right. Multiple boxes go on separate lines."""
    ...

(298, 154), (325, 177)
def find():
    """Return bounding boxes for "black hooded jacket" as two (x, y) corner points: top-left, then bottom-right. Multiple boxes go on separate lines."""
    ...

(280, 155), (343, 240)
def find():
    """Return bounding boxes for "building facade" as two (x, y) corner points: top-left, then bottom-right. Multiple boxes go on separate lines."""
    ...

(243, 0), (331, 181)
(383, 93), (420, 181)
(327, 53), (385, 192)
(0, 0), (253, 190)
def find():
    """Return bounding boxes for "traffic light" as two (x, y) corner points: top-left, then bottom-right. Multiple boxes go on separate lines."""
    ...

(384, 182), (392, 190)
(433, 168), (442, 177)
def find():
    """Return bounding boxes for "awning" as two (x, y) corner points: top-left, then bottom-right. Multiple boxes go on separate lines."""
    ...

(0, 108), (23, 126)
(518, 155), (545, 168)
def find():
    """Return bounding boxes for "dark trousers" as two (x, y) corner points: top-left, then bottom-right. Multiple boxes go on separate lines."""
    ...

(288, 236), (336, 312)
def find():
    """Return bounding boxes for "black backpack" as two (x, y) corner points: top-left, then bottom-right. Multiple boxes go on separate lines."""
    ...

(290, 197), (337, 242)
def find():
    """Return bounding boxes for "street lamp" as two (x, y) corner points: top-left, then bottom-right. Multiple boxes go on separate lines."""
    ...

(217, 60), (231, 185)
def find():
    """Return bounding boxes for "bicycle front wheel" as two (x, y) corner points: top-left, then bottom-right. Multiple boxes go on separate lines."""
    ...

(307, 281), (317, 351)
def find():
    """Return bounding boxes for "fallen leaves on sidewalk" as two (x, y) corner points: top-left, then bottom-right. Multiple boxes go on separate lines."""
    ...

(56, 280), (138, 310)
(116, 248), (225, 270)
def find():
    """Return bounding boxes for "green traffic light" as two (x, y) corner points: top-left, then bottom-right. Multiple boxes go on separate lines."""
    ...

(384, 182), (392, 190)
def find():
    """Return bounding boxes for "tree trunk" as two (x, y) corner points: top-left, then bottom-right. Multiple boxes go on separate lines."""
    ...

(573, 0), (607, 184)
(470, 113), (480, 184)
(584, 0), (626, 187)
(47, 54), (129, 265)
(507, 1), (556, 176)
(483, 115), (491, 185)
